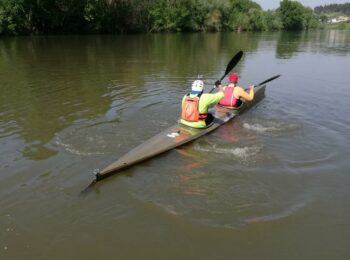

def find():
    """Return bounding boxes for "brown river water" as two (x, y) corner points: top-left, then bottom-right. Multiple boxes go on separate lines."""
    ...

(1, 31), (350, 259)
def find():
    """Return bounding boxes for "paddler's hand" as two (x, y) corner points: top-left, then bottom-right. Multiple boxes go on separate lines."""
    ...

(248, 85), (255, 100)
(214, 80), (221, 88)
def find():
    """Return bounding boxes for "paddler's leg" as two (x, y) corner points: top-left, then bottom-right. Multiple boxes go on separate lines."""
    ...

(235, 99), (242, 107)
(205, 113), (214, 126)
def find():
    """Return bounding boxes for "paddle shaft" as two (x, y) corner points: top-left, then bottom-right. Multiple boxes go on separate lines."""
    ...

(243, 75), (281, 91)
(255, 74), (281, 87)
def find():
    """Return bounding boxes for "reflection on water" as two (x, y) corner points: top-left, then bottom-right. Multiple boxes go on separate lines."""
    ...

(0, 34), (252, 161)
(276, 30), (350, 58)
(0, 31), (348, 162)
(276, 31), (304, 59)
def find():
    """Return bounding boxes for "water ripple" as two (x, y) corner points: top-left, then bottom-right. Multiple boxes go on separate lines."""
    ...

(55, 136), (107, 156)
(127, 170), (313, 229)
(285, 152), (336, 167)
(0, 120), (22, 139)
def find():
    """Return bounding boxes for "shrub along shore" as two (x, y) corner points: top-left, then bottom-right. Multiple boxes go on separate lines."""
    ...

(0, 0), (334, 35)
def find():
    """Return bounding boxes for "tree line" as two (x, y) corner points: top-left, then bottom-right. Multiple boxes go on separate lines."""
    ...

(0, 0), (319, 36)
(314, 3), (350, 15)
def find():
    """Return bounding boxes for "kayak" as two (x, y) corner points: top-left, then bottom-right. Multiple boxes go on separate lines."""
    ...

(95, 84), (266, 181)
(96, 85), (266, 181)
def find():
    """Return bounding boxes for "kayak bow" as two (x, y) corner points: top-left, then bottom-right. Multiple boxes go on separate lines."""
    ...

(94, 84), (266, 182)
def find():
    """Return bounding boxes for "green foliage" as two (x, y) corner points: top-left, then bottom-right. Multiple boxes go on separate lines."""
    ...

(326, 21), (350, 30)
(279, 0), (305, 30)
(315, 3), (350, 16)
(0, 0), (28, 35)
(303, 7), (318, 29)
(337, 22), (346, 29)
(265, 10), (282, 31)
(205, 8), (223, 31)
(0, 0), (323, 35)
(148, 0), (192, 32)
(188, 0), (212, 31)
(224, 0), (264, 31)
(247, 8), (267, 31)
(319, 14), (328, 23)
(279, 0), (319, 30)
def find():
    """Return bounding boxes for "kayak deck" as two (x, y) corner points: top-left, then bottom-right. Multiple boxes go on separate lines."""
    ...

(95, 85), (266, 181)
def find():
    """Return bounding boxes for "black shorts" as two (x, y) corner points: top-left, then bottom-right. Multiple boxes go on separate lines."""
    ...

(205, 113), (214, 126)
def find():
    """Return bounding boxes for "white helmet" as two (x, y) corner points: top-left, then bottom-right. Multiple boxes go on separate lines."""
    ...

(191, 80), (204, 92)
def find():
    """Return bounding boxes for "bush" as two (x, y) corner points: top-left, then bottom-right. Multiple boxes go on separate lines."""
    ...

(0, 0), (322, 35)
(279, 0), (305, 30)
(265, 10), (282, 31)
(0, 0), (29, 35)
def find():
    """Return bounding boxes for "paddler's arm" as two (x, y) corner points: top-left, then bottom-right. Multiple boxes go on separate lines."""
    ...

(214, 80), (224, 94)
(235, 85), (254, 101)
(212, 82), (225, 103)
(215, 83), (225, 95)
(201, 85), (224, 107)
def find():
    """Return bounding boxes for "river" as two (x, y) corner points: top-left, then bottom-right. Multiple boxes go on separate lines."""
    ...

(1, 31), (350, 259)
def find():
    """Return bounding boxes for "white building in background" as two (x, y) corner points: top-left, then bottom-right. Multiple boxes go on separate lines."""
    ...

(331, 16), (350, 23)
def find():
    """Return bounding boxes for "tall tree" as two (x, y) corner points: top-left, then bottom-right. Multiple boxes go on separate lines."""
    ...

(279, 0), (305, 30)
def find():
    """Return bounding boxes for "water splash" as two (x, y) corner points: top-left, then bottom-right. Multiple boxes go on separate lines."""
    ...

(243, 119), (302, 135)
(193, 143), (263, 160)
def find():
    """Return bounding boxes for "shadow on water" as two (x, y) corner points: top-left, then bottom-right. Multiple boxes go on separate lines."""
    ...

(79, 167), (133, 197)
(79, 180), (98, 197)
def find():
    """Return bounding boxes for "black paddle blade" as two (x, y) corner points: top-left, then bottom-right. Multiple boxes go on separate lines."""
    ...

(209, 51), (243, 94)
(221, 51), (243, 81)
(256, 74), (281, 87)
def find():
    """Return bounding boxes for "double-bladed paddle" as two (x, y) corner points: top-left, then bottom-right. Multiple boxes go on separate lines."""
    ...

(209, 51), (243, 93)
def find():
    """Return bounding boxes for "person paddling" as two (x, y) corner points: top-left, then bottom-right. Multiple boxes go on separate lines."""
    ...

(219, 73), (254, 108)
(180, 80), (224, 128)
